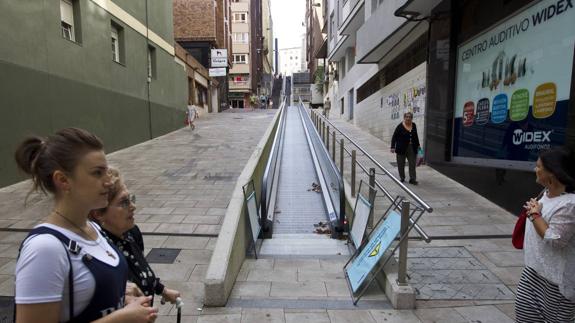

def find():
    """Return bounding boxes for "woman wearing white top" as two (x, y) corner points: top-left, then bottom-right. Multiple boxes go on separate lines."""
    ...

(14, 128), (157, 323)
(515, 147), (575, 322)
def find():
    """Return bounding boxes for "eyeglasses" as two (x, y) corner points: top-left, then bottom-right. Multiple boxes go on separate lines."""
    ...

(118, 194), (136, 209)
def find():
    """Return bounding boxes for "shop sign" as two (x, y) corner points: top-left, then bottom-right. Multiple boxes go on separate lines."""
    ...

(453, 0), (575, 170)
(211, 49), (228, 67)
(209, 68), (227, 77)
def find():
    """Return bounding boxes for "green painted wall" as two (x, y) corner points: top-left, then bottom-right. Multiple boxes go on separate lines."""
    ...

(0, 0), (187, 187)
(110, 0), (174, 47)
(111, 0), (146, 26)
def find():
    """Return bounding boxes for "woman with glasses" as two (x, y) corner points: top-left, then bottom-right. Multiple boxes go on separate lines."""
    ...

(90, 168), (181, 304)
(390, 111), (421, 185)
(14, 128), (157, 323)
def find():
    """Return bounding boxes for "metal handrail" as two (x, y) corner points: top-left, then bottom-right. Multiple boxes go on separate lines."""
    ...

(260, 97), (287, 234)
(313, 111), (433, 213)
(298, 98), (346, 235)
(309, 109), (432, 242)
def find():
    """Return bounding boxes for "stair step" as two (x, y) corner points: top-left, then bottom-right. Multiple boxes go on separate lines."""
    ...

(271, 233), (334, 240)
(260, 236), (351, 256)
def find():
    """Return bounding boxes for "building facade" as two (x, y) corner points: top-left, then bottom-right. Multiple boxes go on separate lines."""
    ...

(173, 0), (232, 112)
(305, 0), (328, 106)
(261, 0), (274, 97)
(229, 0), (252, 108)
(279, 47), (304, 76)
(0, 0), (187, 187)
(249, 0), (266, 99)
(175, 44), (219, 116)
(324, 0), (575, 211)
(418, 0), (575, 210)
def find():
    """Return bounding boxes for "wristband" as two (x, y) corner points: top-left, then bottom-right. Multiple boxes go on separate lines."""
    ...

(529, 212), (541, 222)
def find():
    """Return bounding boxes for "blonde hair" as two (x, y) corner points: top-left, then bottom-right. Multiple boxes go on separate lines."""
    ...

(88, 166), (122, 223)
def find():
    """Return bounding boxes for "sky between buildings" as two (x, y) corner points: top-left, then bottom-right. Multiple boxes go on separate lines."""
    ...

(271, 0), (306, 50)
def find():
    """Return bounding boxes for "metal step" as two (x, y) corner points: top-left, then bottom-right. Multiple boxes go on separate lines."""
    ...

(260, 235), (351, 256)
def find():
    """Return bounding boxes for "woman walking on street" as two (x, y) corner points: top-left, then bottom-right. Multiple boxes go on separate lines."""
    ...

(515, 147), (575, 322)
(390, 112), (420, 185)
(14, 128), (157, 323)
(90, 168), (181, 305)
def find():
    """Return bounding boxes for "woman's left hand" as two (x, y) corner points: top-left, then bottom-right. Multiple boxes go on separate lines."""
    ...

(524, 198), (542, 215)
(161, 288), (181, 304)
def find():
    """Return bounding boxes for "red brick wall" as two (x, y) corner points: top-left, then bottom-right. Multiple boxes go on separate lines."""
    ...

(173, 0), (216, 41)
(215, 0), (224, 48)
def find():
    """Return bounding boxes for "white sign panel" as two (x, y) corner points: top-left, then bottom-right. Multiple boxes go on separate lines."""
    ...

(246, 192), (261, 245)
(350, 194), (371, 249)
(211, 49), (228, 67)
(209, 67), (227, 77)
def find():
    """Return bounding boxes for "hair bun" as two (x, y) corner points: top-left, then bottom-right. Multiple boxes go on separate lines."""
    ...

(14, 136), (46, 175)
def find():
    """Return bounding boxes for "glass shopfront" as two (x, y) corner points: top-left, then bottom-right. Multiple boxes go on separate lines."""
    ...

(451, 0), (575, 170)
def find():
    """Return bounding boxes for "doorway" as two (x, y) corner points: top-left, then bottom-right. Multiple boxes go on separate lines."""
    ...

(348, 89), (354, 120)
(230, 99), (244, 109)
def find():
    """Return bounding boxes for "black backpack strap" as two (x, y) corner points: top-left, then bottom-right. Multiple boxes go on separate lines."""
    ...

(18, 227), (82, 321)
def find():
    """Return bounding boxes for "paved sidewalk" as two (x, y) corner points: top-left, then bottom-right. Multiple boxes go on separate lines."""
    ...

(0, 109), (276, 322)
(180, 112), (522, 323)
(322, 114), (521, 319)
(0, 108), (524, 322)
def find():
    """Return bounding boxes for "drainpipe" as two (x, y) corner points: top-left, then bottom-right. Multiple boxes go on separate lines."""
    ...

(145, 0), (153, 139)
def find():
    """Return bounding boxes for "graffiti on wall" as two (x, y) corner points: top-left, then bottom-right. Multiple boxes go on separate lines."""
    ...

(386, 85), (426, 120)
(386, 94), (401, 120)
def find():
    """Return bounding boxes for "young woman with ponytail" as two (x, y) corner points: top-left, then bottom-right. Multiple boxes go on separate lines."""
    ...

(14, 128), (157, 323)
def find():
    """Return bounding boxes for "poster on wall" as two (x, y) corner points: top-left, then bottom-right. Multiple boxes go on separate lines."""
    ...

(452, 0), (575, 170)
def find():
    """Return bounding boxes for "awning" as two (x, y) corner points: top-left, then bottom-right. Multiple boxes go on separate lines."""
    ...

(228, 92), (246, 98)
(357, 20), (427, 65)
(339, 0), (364, 36)
(356, 0), (443, 65)
(195, 72), (208, 88)
(314, 37), (328, 59)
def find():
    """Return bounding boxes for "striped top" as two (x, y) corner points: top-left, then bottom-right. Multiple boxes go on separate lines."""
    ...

(524, 191), (575, 300)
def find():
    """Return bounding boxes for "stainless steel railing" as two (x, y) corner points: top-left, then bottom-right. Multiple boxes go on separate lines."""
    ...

(309, 108), (432, 242)
(260, 98), (287, 235)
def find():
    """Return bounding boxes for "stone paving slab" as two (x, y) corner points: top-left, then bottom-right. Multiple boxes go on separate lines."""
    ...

(0, 110), (276, 321)
(0, 109), (525, 321)
(321, 114), (518, 237)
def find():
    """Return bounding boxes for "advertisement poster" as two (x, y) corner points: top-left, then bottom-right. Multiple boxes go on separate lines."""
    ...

(345, 211), (401, 293)
(452, 0), (575, 170)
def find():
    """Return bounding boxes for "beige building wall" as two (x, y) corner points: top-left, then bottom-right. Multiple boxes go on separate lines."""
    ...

(230, 0), (252, 96)
(262, 0), (273, 74)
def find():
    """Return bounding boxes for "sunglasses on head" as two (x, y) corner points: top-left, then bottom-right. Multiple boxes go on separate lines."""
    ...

(118, 194), (136, 209)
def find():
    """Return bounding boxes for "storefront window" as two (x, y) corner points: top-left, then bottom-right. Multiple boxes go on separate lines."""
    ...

(452, 0), (575, 170)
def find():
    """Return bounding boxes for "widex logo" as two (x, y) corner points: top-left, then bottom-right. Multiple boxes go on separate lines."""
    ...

(512, 129), (552, 145)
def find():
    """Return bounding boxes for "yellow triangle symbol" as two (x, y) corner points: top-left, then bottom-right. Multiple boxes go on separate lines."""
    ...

(369, 242), (381, 257)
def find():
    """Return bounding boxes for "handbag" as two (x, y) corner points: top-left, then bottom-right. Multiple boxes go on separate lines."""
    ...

(512, 208), (528, 249)
(416, 147), (424, 166)
(512, 190), (545, 249)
